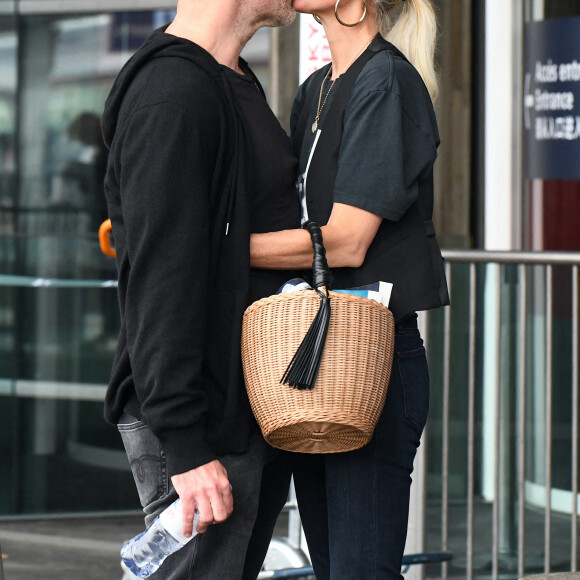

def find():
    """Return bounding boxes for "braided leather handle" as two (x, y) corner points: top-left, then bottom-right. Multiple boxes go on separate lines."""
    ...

(302, 220), (333, 290)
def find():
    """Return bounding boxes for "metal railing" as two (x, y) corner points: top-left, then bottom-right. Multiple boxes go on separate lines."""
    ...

(423, 249), (580, 580)
(1, 251), (579, 579)
(0, 538), (4, 580)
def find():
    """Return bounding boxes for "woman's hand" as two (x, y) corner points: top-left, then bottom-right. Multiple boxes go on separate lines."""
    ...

(250, 202), (382, 270)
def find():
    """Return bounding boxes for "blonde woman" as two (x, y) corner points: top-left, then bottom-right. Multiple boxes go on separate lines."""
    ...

(251, 0), (449, 577)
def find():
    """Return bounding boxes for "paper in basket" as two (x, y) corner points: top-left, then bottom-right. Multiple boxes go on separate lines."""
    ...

(278, 278), (393, 308)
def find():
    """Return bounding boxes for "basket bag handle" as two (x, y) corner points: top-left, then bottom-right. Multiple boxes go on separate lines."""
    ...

(281, 221), (333, 390)
(304, 220), (333, 291)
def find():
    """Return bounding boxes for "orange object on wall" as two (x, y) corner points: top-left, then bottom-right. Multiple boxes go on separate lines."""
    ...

(99, 219), (116, 258)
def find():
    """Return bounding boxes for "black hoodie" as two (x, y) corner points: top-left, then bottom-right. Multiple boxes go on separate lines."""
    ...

(102, 28), (258, 477)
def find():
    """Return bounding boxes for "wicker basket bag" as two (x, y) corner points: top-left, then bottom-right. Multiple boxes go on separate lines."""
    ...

(241, 221), (395, 453)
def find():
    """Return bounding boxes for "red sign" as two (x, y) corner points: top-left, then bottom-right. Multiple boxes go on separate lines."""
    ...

(299, 16), (331, 83)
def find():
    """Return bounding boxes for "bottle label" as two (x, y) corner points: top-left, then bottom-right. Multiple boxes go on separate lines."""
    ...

(159, 499), (197, 545)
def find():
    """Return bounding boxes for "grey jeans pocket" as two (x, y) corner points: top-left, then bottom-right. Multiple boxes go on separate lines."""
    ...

(117, 420), (170, 510)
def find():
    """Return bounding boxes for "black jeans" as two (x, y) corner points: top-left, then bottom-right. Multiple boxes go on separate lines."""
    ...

(293, 315), (429, 579)
(118, 421), (292, 579)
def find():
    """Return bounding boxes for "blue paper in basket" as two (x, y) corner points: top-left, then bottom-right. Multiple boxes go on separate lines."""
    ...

(277, 278), (392, 308)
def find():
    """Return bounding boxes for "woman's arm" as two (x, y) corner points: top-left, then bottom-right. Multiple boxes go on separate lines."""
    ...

(250, 202), (382, 270)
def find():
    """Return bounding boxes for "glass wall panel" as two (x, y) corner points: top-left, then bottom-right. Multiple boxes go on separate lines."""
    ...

(523, 0), (580, 514)
(17, 12), (165, 280)
(0, 7), (271, 516)
(3, 283), (134, 515)
(0, 13), (17, 275)
(0, 10), (18, 516)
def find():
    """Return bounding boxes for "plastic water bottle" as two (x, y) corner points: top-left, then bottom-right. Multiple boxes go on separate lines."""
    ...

(121, 498), (198, 578)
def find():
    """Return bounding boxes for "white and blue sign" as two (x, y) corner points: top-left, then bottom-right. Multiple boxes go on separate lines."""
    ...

(524, 17), (580, 180)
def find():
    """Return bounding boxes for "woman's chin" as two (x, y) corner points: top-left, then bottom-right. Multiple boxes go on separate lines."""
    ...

(291, 1), (313, 16)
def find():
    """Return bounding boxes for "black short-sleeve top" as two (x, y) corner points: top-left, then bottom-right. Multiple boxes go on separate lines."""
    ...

(291, 48), (440, 223)
(289, 38), (449, 320)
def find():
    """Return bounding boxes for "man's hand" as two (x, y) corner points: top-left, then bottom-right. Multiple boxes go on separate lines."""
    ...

(171, 460), (233, 537)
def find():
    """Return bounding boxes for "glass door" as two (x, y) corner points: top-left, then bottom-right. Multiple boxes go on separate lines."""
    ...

(523, 0), (580, 515)
(0, 3), (271, 516)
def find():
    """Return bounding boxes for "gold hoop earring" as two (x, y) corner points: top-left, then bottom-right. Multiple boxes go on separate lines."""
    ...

(313, 14), (322, 24)
(335, 0), (367, 27)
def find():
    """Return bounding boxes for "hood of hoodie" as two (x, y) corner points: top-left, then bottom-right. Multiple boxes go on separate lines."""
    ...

(102, 26), (253, 237)
(102, 27), (230, 150)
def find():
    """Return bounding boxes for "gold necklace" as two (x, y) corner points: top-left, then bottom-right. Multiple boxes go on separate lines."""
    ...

(312, 67), (335, 134)
(311, 35), (376, 134)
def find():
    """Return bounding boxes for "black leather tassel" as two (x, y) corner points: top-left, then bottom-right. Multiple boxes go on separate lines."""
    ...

(281, 288), (331, 390)
(281, 221), (333, 390)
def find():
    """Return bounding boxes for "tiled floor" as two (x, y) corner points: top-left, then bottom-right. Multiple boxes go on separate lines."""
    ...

(424, 502), (576, 579)
(0, 501), (576, 579)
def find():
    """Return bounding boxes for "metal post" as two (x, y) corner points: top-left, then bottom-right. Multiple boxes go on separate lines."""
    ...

(286, 478), (302, 551)
(406, 431), (427, 580)
(441, 261), (452, 580)
(544, 265), (553, 574)
(268, 19), (300, 133)
(517, 264), (528, 579)
(572, 265), (579, 572)
(467, 263), (477, 580)
(0, 539), (5, 580)
(492, 264), (502, 580)
(269, 27), (281, 117)
(406, 311), (430, 580)
(498, 265), (519, 570)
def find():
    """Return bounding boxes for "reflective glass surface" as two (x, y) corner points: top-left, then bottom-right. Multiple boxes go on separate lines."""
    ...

(0, 9), (270, 516)
(523, 0), (580, 507)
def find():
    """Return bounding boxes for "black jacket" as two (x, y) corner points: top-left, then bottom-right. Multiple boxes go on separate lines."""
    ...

(102, 29), (257, 477)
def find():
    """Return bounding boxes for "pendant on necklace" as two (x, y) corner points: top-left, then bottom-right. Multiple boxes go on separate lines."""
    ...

(311, 121), (318, 133)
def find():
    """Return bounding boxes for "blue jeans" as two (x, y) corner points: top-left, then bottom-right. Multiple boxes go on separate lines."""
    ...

(117, 421), (292, 579)
(293, 315), (429, 579)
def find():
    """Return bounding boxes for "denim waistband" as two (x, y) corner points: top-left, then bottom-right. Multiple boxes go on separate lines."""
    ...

(395, 313), (418, 332)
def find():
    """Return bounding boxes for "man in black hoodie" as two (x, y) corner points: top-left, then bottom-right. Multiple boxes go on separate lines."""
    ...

(102, 1), (300, 577)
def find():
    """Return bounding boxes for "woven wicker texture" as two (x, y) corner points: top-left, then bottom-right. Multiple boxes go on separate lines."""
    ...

(241, 289), (395, 453)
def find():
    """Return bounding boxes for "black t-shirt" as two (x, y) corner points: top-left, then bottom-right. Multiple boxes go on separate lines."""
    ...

(224, 67), (301, 303)
(291, 49), (439, 223)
